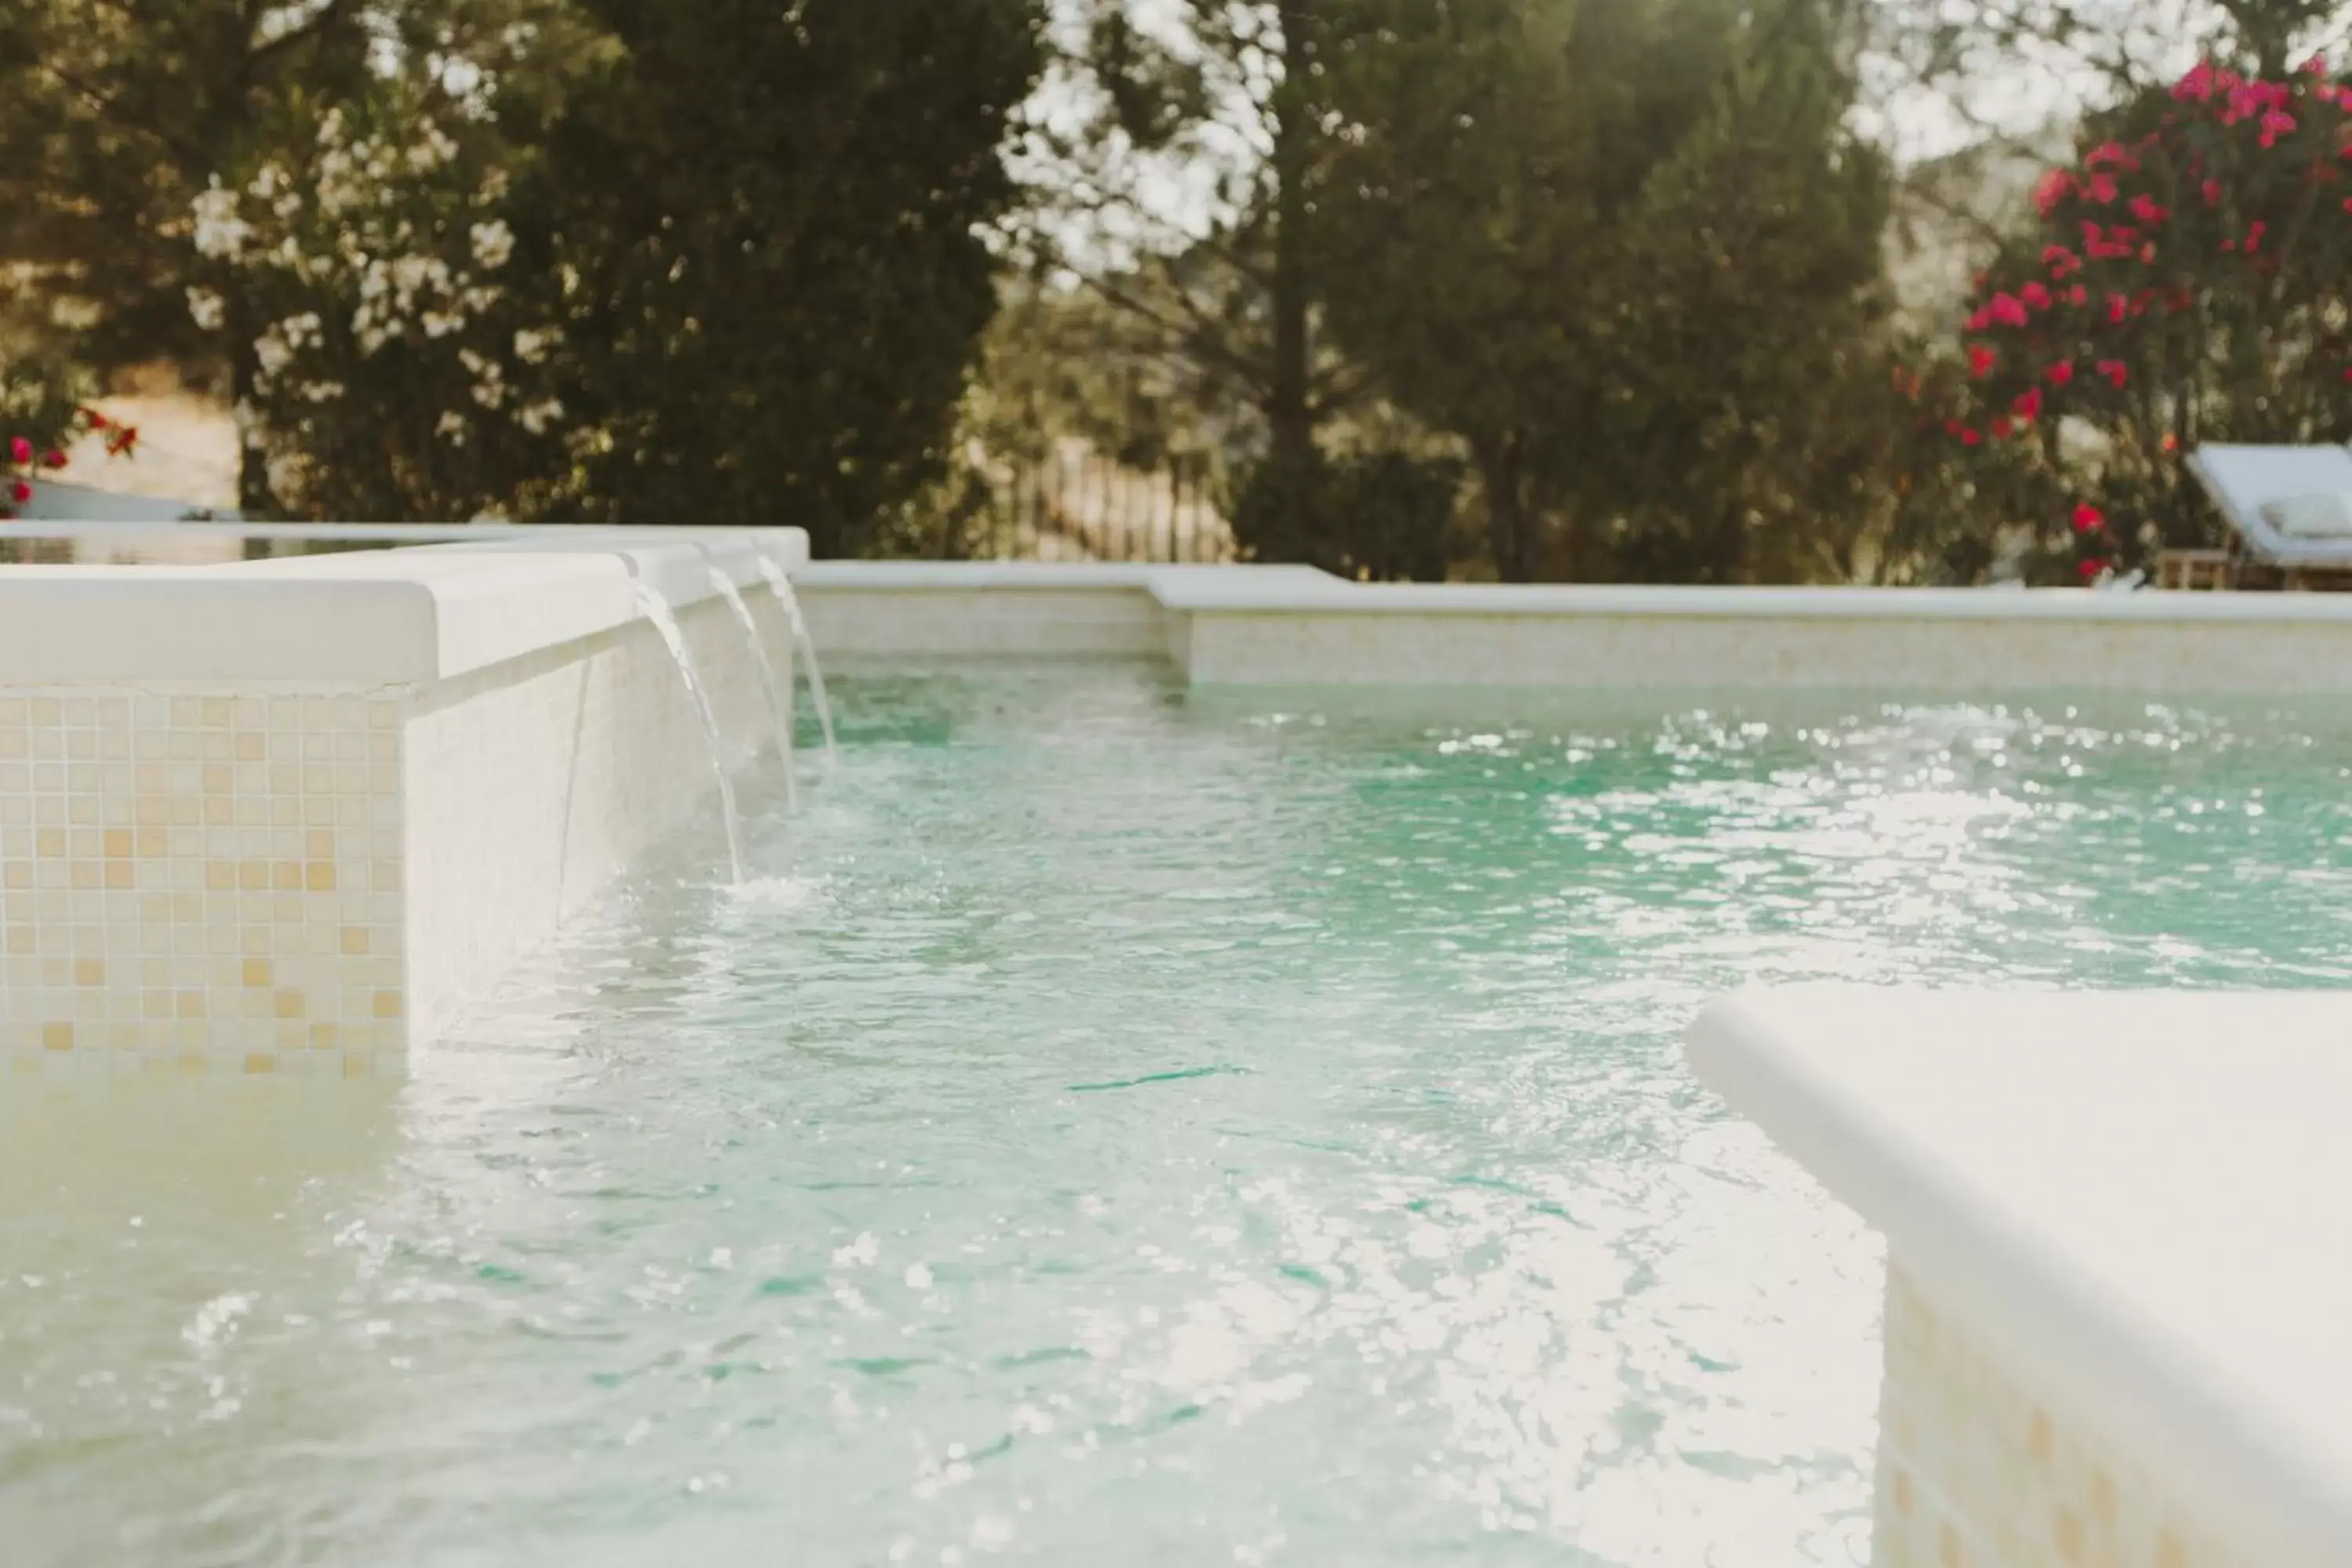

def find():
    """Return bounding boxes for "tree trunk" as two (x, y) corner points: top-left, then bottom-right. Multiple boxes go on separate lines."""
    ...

(1266, 0), (1314, 471)
(1477, 435), (1535, 583)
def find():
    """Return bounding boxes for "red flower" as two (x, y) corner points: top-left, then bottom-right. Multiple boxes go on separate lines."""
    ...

(5, 437), (27, 465)
(2303, 53), (2329, 75)
(39, 450), (64, 469)
(8, 481), (28, 504)
(2261, 108), (2299, 147)
(2096, 359), (2129, 389)
(2161, 432), (2180, 452)
(2013, 387), (2044, 421)
(2202, 178), (2223, 205)
(2084, 141), (2136, 170)
(1991, 416), (2016, 439)
(2043, 244), (2082, 276)
(1969, 345), (1997, 378)
(1947, 421), (1983, 445)
(1965, 307), (1991, 332)
(2072, 503), (2104, 533)
(80, 408), (106, 430)
(2078, 557), (2106, 581)
(2046, 360), (2075, 386)
(2020, 281), (2052, 310)
(2085, 172), (2119, 203)
(2246, 220), (2269, 253)
(2173, 61), (2218, 101)
(2107, 293), (2129, 324)
(2128, 194), (2169, 224)
(1986, 292), (2029, 327)
(2033, 170), (2076, 215)
(2065, 284), (2089, 307)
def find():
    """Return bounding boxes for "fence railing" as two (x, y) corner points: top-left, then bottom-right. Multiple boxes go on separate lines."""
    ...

(926, 448), (1235, 564)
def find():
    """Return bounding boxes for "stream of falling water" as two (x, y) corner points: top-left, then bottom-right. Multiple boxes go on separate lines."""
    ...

(629, 579), (746, 884)
(750, 547), (839, 771)
(694, 547), (799, 813)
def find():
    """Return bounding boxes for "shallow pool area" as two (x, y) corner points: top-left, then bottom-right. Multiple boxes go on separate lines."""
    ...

(5, 663), (2347, 1566)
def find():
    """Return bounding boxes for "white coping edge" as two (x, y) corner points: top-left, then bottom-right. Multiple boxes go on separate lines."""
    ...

(0, 529), (808, 686)
(1685, 986), (2347, 1568)
(795, 560), (2352, 624)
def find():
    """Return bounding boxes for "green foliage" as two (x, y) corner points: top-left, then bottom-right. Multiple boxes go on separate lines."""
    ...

(1317, 0), (1894, 581)
(1232, 448), (1464, 580)
(1948, 60), (2352, 580)
(518, 0), (1046, 551)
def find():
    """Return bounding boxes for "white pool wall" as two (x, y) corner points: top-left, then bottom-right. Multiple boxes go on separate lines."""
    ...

(795, 562), (2352, 692)
(0, 532), (802, 1077)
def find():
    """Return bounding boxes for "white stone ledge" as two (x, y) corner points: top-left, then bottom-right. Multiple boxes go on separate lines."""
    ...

(1686, 986), (2352, 1568)
(0, 531), (805, 687)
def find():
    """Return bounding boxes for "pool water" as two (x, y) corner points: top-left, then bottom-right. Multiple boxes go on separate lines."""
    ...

(6, 666), (2350, 1567)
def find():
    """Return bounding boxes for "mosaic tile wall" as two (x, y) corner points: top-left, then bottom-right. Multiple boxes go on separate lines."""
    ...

(405, 591), (779, 1049)
(0, 691), (405, 1078)
(1, 586), (786, 1077)
(1874, 1265), (2247, 1568)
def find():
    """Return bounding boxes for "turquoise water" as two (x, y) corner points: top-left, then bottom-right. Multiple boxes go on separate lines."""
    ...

(5, 665), (2350, 1567)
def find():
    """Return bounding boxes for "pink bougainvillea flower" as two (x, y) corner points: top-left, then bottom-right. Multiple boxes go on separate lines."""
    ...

(2013, 387), (2044, 421)
(2202, 177), (2223, 205)
(2046, 360), (2075, 387)
(1965, 306), (1992, 332)
(2096, 360), (2129, 389)
(2020, 281), (2052, 310)
(2302, 53), (2329, 75)
(2043, 243), (2082, 276)
(8, 481), (29, 504)
(6, 437), (27, 465)
(2084, 141), (2136, 170)
(2261, 107), (2299, 147)
(2161, 432), (2181, 453)
(2107, 293), (2130, 324)
(1969, 345), (1997, 378)
(2033, 169), (2076, 216)
(2246, 220), (2269, 252)
(2078, 557), (2106, 581)
(2084, 172), (2119, 203)
(2065, 283), (2089, 307)
(1986, 292), (2029, 328)
(1991, 416), (2016, 439)
(2128, 194), (2169, 224)
(39, 450), (64, 469)
(2072, 503), (2105, 533)
(2173, 61), (2218, 101)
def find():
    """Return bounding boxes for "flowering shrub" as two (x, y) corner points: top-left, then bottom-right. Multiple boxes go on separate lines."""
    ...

(0, 406), (129, 522)
(1948, 57), (2352, 580)
(186, 92), (571, 521)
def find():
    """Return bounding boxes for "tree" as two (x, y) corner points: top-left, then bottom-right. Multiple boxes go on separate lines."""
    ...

(1317, 0), (1893, 582)
(516, 0), (1046, 552)
(1946, 56), (2352, 580)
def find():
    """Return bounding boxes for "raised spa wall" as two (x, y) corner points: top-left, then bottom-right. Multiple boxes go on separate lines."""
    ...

(0, 533), (800, 1077)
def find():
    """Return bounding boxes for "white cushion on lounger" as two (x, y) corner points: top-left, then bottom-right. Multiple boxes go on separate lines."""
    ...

(2259, 493), (2352, 539)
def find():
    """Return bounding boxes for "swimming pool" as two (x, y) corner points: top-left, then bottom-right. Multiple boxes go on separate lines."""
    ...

(5, 663), (2346, 1566)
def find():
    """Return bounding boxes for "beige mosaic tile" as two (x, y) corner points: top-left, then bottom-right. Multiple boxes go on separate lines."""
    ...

(1873, 1266), (2247, 1568)
(0, 688), (406, 1077)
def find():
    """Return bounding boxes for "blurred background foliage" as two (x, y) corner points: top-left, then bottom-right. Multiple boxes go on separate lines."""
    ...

(2, 0), (2347, 578)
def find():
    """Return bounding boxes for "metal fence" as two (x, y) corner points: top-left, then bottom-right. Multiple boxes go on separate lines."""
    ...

(933, 448), (1235, 564)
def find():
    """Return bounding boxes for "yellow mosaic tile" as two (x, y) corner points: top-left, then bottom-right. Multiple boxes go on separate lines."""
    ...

(1873, 1267), (2248, 1568)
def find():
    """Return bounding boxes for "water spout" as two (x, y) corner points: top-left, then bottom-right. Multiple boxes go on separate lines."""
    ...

(750, 546), (838, 773)
(631, 579), (746, 884)
(695, 546), (799, 813)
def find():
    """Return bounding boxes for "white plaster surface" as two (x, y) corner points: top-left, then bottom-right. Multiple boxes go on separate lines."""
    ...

(1685, 985), (2352, 1568)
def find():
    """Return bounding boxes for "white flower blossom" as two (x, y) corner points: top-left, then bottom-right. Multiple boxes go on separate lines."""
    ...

(469, 219), (514, 270)
(421, 310), (463, 339)
(299, 381), (346, 404)
(511, 327), (556, 365)
(515, 397), (564, 435)
(191, 180), (252, 260)
(185, 286), (226, 332)
(253, 330), (293, 379)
